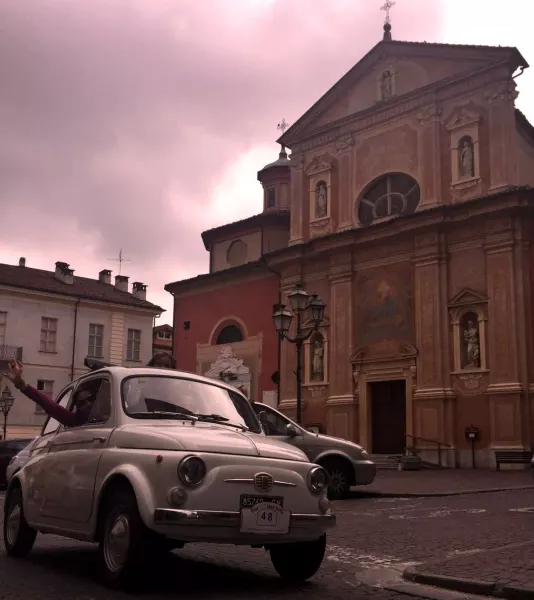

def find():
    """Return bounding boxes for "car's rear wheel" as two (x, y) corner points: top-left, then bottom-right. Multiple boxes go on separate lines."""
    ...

(321, 459), (351, 500)
(97, 488), (154, 589)
(269, 534), (326, 581)
(3, 485), (37, 558)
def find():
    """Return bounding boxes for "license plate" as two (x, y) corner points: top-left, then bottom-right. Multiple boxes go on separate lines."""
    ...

(239, 495), (291, 535)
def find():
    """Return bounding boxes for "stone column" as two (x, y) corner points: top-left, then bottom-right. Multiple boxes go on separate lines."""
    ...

(485, 79), (519, 192)
(335, 135), (354, 231)
(325, 252), (356, 441)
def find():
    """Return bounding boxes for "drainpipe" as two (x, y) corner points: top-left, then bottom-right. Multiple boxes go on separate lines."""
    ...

(170, 291), (176, 363)
(70, 298), (81, 381)
(261, 254), (282, 406)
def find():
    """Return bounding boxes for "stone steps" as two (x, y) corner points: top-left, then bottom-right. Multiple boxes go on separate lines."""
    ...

(369, 454), (403, 470)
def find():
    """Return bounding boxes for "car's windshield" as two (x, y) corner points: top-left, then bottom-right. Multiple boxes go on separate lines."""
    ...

(121, 375), (261, 433)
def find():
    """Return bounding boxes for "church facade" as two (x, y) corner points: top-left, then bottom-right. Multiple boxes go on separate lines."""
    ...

(166, 28), (534, 468)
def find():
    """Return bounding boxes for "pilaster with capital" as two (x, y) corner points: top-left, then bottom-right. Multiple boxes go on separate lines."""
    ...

(485, 80), (519, 192)
(289, 155), (305, 245)
(325, 252), (356, 440)
(484, 217), (527, 449)
(413, 233), (447, 391)
(417, 104), (442, 208)
(327, 254), (354, 398)
(335, 135), (354, 231)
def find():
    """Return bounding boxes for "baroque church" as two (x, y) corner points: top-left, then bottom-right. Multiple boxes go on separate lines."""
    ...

(166, 21), (534, 469)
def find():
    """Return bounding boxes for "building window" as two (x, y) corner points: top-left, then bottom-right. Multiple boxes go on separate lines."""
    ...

(0, 311), (6, 346)
(40, 317), (58, 353)
(157, 331), (171, 340)
(126, 329), (141, 361)
(35, 380), (54, 413)
(88, 324), (104, 358)
(357, 172), (421, 227)
(216, 325), (243, 345)
(267, 188), (276, 208)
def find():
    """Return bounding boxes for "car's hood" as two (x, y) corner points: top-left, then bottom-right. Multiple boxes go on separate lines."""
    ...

(310, 432), (365, 453)
(112, 423), (308, 461)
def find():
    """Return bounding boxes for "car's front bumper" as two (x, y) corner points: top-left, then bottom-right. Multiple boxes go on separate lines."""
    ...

(152, 508), (335, 544)
(352, 459), (377, 486)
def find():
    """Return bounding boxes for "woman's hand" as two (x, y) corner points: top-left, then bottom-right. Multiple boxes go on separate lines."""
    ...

(2, 359), (23, 384)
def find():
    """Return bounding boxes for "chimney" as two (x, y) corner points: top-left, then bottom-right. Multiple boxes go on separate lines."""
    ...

(114, 274), (129, 292)
(99, 269), (112, 284)
(54, 261), (74, 284)
(18, 257), (26, 267)
(132, 281), (147, 301)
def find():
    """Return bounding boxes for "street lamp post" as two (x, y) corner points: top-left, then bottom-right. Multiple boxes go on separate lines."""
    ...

(272, 284), (326, 424)
(0, 386), (14, 441)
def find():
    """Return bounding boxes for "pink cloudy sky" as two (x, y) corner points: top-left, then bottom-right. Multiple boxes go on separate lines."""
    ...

(0, 0), (533, 325)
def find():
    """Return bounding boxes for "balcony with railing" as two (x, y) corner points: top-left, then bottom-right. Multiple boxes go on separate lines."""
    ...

(0, 345), (23, 362)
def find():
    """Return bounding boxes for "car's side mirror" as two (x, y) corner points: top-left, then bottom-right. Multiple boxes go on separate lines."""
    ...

(286, 423), (300, 437)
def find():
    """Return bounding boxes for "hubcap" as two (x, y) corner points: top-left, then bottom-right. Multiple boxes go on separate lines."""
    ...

(104, 514), (131, 573)
(329, 469), (348, 493)
(6, 502), (21, 546)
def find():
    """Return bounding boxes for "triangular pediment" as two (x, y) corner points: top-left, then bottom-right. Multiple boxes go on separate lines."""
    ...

(448, 288), (488, 308)
(279, 41), (525, 147)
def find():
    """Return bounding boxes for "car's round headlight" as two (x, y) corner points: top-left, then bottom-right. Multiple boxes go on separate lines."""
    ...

(177, 455), (207, 486)
(307, 466), (329, 494)
(361, 450), (369, 460)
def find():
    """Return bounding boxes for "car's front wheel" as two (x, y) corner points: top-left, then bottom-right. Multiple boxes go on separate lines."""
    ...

(269, 534), (326, 581)
(322, 459), (352, 500)
(3, 485), (37, 558)
(97, 488), (154, 589)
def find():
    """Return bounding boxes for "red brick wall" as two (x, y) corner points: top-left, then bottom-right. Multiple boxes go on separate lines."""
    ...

(172, 274), (280, 398)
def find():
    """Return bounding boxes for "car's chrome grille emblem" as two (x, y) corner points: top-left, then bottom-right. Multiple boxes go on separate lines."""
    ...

(254, 472), (274, 492)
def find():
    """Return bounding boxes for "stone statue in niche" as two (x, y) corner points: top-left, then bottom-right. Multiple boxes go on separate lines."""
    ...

(310, 332), (325, 381)
(381, 70), (392, 100)
(461, 313), (480, 369)
(458, 136), (475, 179)
(315, 181), (328, 219)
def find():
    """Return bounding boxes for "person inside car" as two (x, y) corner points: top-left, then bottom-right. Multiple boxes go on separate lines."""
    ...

(2, 359), (95, 427)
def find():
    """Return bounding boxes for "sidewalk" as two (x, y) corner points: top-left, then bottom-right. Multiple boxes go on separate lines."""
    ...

(404, 541), (534, 599)
(354, 469), (534, 497)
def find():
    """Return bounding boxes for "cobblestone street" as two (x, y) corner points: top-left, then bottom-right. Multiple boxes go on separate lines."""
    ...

(2, 482), (534, 599)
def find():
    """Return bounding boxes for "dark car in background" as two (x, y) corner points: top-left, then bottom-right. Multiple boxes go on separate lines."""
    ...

(0, 438), (34, 488)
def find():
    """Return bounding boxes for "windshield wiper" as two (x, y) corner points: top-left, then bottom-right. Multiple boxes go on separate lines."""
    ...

(194, 413), (249, 431)
(128, 411), (198, 421)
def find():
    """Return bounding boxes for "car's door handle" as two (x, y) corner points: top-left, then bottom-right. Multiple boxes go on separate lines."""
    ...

(93, 437), (107, 443)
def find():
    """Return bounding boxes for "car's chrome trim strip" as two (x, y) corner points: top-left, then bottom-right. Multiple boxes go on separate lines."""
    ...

(153, 508), (335, 528)
(223, 478), (297, 487)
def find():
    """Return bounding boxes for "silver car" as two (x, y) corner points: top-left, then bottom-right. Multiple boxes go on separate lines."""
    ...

(252, 402), (376, 499)
(5, 437), (37, 484)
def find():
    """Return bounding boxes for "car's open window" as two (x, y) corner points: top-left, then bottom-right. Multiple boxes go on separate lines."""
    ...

(41, 387), (73, 437)
(63, 376), (112, 429)
(254, 404), (290, 436)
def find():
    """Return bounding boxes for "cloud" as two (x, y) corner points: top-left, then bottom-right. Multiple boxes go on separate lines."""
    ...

(0, 0), (444, 320)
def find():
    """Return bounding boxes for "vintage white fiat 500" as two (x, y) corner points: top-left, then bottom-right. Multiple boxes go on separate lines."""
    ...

(3, 366), (335, 588)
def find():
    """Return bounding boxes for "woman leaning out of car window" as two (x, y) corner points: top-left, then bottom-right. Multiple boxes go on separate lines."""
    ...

(2, 359), (90, 427)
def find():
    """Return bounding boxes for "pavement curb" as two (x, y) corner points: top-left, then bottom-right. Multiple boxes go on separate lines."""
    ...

(403, 567), (534, 600)
(403, 566), (496, 596)
(357, 484), (534, 498)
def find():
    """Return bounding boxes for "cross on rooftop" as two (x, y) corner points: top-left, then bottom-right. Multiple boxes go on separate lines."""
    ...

(380, 0), (395, 24)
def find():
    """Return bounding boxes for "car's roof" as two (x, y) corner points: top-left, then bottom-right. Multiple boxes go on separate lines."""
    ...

(77, 366), (245, 395)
